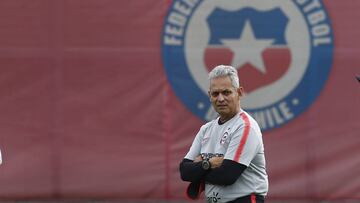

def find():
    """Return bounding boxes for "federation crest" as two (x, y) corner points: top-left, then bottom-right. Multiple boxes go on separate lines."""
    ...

(162, 0), (333, 131)
(220, 132), (229, 145)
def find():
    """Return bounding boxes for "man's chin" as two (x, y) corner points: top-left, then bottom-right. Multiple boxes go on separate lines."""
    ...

(216, 109), (229, 115)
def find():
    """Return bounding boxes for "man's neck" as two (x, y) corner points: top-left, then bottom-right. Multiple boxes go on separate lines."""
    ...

(219, 112), (237, 124)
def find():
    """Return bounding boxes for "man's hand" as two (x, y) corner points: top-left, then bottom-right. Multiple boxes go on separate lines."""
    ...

(209, 156), (224, 169)
(194, 155), (203, 163)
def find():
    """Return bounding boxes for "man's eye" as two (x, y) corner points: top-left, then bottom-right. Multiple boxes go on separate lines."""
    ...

(223, 90), (232, 96)
(211, 92), (219, 97)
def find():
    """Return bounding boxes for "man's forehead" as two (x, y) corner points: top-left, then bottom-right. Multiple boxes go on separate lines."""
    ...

(209, 86), (235, 92)
(210, 77), (234, 89)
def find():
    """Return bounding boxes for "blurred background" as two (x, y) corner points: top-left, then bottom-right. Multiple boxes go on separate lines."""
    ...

(0, 0), (359, 202)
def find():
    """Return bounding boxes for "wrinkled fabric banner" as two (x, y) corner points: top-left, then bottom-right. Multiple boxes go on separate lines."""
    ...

(0, 0), (359, 201)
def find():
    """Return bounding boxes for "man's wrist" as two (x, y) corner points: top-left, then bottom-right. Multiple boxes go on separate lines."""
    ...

(201, 159), (211, 170)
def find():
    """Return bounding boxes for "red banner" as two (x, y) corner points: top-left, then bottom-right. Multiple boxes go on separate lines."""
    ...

(0, 0), (359, 201)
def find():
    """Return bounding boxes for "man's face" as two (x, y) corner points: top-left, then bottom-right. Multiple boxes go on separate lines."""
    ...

(208, 76), (243, 119)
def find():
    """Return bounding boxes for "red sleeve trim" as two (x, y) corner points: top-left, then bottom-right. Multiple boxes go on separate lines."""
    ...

(251, 193), (256, 203)
(233, 112), (250, 162)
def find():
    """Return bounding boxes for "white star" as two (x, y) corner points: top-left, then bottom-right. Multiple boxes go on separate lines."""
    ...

(221, 20), (274, 73)
(197, 102), (205, 109)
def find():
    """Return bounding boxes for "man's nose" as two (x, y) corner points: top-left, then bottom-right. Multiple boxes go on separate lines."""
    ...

(217, 93), (225, 102)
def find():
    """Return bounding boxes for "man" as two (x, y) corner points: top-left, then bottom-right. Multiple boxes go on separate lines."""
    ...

(179, 65), (268, 203)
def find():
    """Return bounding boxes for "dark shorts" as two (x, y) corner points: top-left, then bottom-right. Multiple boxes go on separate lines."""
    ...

(227, 193), (265, 203)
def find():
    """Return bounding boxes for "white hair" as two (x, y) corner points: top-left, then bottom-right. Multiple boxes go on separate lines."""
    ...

(208, 65), (240, 88)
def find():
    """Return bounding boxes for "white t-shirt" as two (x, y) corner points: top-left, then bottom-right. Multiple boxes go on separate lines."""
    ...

(185, 110), (268, 203)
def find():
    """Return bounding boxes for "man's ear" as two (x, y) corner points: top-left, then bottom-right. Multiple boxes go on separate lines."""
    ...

(237, 87), (244, 96)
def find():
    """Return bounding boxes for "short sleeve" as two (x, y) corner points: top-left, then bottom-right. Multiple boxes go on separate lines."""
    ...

(224, 124), (261, 166)
(184, 125), (205, 160)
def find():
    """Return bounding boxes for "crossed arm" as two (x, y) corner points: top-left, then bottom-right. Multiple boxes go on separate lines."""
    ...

(179, 156), (247, 186)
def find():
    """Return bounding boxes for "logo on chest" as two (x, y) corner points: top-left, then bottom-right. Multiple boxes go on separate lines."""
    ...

(202, 135), (210, 144)
(220, 131), (230, 145)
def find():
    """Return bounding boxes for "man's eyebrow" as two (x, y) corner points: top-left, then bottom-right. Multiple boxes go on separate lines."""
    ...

(210, 89), (233, 93)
